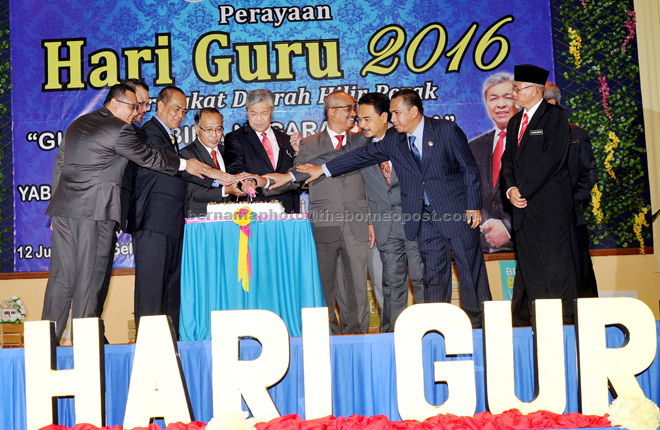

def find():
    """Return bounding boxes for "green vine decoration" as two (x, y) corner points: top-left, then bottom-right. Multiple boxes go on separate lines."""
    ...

(559, 0), (651, 252)
(0, 20), (9, 269)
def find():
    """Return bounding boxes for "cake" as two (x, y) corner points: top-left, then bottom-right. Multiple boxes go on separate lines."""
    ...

(206, 201), (285, 221)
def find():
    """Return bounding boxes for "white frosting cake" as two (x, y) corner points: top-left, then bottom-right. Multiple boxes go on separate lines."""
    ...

(206, 202), (285, 220)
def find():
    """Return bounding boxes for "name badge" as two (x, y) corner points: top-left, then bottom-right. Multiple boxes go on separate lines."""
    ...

(570, 140), (579, 145)
(529, 129), (543, 136)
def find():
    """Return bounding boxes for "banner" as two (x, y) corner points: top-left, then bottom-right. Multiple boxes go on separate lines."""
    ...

(10, 0), (554, 271)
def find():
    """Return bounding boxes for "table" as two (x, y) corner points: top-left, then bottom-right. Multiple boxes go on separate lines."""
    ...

(179, 216), (325, 340)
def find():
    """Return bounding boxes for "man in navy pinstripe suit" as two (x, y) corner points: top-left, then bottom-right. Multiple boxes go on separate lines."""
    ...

(298, 89), (492, 328)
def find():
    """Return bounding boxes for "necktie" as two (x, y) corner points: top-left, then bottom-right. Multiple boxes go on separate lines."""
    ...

(492, 131), (506, 188)
(210, 149), (220, 169)
(169, 134), (178, 154)
(409, 135), (422, 169)
(518, 113), (529, 145)
(335, 134), (344, 150)
(380, 161), (392, 185)
(261, 132), (277, 170)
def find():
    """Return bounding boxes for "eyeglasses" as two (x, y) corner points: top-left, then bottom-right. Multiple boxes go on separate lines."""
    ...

(331, 104), (358, 112)
(116, 99), (139, 111)
(198, 126), (224, 134)
(138, 101), (152, 109)
(512, 85), (534, 93)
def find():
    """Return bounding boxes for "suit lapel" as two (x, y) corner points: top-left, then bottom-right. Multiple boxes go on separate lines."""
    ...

(244, 124), (274, 170)
(485, 130), (495, 189)
(396, 132), (423, 179)
(193, 140), (216, 168)
(274, 130), (292, 171)
(152, 118), (178, 155)
(517, 100), (547, 156)
(510, 113), (522, 161)
(320, 129), (336, 153)
(420, 116), (434, 173)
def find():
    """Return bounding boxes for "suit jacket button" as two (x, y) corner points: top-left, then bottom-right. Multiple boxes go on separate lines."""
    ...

(422, 181), (426, 185)
(419, 199), (424, 203)
(516, 164), (519, 168)
(388, 190), (392, 194)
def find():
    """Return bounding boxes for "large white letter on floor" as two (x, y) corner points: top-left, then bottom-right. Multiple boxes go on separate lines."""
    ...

(302, 307), (332, 419)
(394, 303), (476, 420)
(123, 316), (193, 428)
(577, 297), (657, 415)
(484, 300), (566, 414)
(212, 309), (290, 423)
(24, 319), (105, 430)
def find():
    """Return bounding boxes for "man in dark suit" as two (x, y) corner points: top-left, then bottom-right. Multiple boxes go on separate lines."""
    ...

(127, 86), (241, 337)
(181, 107), (246, 217)
(298, 89), (492, 328)
(43, 83), (215, 344)
(545, 82), (598, 298)
(224, 89), (300, 213)
(500, 65), (579, 325)
(469, 72), (516, 253)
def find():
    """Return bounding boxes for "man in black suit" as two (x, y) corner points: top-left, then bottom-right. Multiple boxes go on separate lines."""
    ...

(96, 78), (151, 332)
(43, 83), (215, 344)
(469, 72), (516, 253)
(224, 89), (300, 212)
(545, 82), (598, 298)
(501, 65), (578, 325)
(128, 86), (242, 337)
(298, 89), (492, 328)
(181, 107), (246, 217)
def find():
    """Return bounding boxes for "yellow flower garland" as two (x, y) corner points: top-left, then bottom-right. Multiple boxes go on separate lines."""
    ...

(233, 207), (253, 292)
(591, 184), (603, 224)
(604, 131), (619, 179)
(568, 28), (582, 68)
(633, 208), (649, 255)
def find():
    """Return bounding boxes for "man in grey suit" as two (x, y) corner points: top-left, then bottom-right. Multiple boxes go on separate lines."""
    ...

(272, 93), (425, 332)
(352, 93), (425, 331)
(292, 91), (370, 335)
(181, 107), (246, 217)
(43, 83), (217, 344)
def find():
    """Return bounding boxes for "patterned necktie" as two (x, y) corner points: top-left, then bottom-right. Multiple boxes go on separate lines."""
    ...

(409, 135), (422, 169)
(380, 161), (392, 185)
(518, 113), (529, 146)
(169, 134), (178, 154)
(492, 130), (506, 188)
(335, 134), (344, 150)
(261, 132), (277, 170)
(210, 149), (220, 169)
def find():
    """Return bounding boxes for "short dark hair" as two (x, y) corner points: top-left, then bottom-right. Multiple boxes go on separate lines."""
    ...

(194, 107), (223, 126)
(104, 83), (135, 105)
(358, 92), (391, 121)
(157, 85), (185, 108)
(392, 89), (424, 115)
(122, 78), (149, 92)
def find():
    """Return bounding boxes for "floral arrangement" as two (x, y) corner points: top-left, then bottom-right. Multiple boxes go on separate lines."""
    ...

(597, 76), (612, 121)
(607, 395), (660, 430)
(621, 11), (637, 53)
(633, 208), (649, 255)
(603, 131), (619, 179)
(591, 184), (603, 224)
(206, 411), (255, 430)
(0, 295), (27, 323)
(568, 28), (582, 68)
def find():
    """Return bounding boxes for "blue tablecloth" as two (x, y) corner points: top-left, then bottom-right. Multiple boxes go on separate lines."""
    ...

(2, 324), (660, 429)
(179, 218), (325, 339)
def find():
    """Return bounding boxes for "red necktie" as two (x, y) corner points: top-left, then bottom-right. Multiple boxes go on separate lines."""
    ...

(518, 113), (529, 146)
(261, 132), (277, 170)
(380, 161), (392, 185)
(492, 131), (506, 188)
(210, 149), (220, 169)
(335, 134), (344, 150)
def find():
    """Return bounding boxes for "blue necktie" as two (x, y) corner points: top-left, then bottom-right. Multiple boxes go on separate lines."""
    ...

(409, 135), (422, 169)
